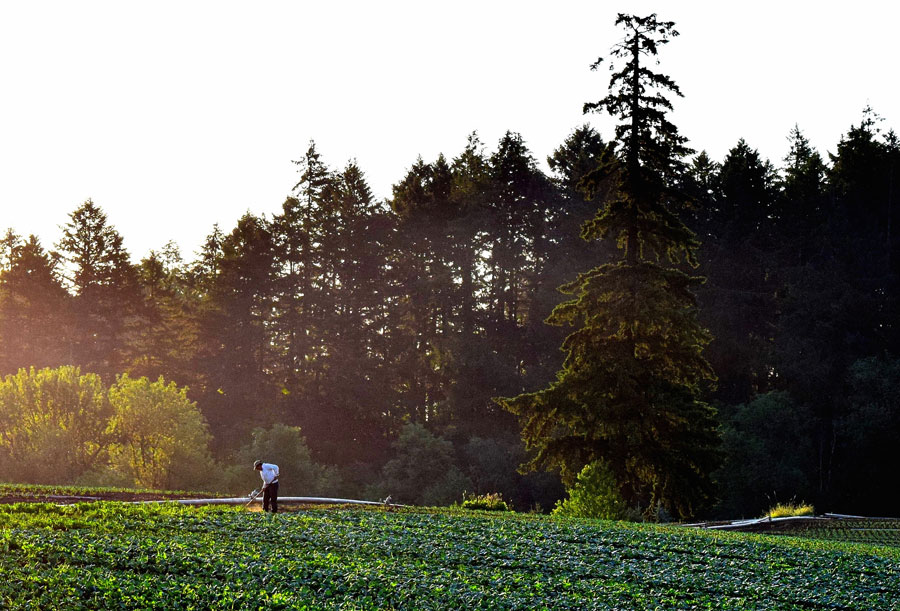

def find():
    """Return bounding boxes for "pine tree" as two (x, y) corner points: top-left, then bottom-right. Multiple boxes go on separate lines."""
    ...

(0, 232), (71, 372)
(56, 200), (139, 378)
(698, 140), (780, 404)
(193, 213), (279, 450)
(498, 14), (719, 519)
(389, 155), (455, 424)
(129, 242), (200, 387)
(275, 141), (334, 385)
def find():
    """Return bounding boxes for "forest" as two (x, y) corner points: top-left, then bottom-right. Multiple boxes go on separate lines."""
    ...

(1, 15), (898, 520)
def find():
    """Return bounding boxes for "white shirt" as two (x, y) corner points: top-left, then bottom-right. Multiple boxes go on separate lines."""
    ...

(259, 463), (279, 486)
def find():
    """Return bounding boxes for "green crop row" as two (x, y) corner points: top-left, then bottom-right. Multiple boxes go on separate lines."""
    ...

(0, 482), (206, 499)
(0, 503), (898, 609)
(767, 519), (900, 548)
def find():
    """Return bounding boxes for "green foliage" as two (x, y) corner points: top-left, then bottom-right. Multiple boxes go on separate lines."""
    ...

(0, 233), (70, 372)
(0, 503), (896, 608)
(224, 423), (341, 496)
(129, 243), (201, 386)
(107, 374), (214, 490)
(499, 14), (719, 520)
(461, 436), (518, 494)
(0, 482), (206, 500)
(55, 200), (140, 378)
(0, 366), (111, 484)
(1, 42), (900, 523)
(693, 140), (781, 407)
(0, 368), (219, 490)
(714, 391), (814, 518)
(192, 212), (280, 451)
(460, 492), (510, 511)
(460, 435), (565, 513)
(552, 461), (628, 520)
(767, 517), (900, 548)
(831, 356), (900, 513)
(378, 422), (472, 506)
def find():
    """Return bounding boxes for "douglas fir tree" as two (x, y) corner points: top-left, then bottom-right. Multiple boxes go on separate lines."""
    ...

(498, 13), (719, 519)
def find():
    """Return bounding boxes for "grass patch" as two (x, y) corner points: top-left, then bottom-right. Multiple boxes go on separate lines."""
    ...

(460, 492), (510, 511)
(765, 501), (815, 518)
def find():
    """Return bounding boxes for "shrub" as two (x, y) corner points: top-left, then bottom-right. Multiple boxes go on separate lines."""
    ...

(461, 492), (510, 511)
(552, 460), (628, 520)
(378, 422), (471, 506)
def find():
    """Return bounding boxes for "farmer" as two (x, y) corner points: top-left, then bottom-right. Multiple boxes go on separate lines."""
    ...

(253, 460), (280, 513)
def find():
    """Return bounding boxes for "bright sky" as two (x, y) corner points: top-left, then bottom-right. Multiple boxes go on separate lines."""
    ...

(1, 1), (897, 261)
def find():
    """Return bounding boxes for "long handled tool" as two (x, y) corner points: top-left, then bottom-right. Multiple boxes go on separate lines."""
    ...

(245, 488), (262, 507)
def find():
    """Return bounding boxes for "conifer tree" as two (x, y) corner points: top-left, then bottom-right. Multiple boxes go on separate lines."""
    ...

(276, 141), (334, 383)
(0, 233), (71, 372)
(56, 200), (139, 378)
(130, 242), (199, 386)
(498, 14), (719, 519)
(699, 140), (780, 405)
(193, 213), (278, 450)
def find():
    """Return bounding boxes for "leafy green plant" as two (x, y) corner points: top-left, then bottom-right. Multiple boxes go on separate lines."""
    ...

(552, 461), (628, 520)
(0, 502), (896, 609)
(0, 366), (111, 484)
(772, 518), (900, 547)
(461, 492), (510, 511)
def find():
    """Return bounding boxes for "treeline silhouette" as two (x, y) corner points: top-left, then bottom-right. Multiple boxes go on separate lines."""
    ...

(1, 112), (898, 516)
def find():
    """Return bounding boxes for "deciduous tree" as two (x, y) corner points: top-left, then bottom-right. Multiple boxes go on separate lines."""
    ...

(107, 373), (214, 490)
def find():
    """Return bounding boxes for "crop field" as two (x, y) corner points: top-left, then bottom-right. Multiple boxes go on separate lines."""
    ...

(0, 483), (214, 504)
(1, 500), (898, 610)
(765, 518), (900, 548)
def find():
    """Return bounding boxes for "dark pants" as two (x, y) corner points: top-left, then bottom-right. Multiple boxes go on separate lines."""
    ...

(263, 481), (279, 513)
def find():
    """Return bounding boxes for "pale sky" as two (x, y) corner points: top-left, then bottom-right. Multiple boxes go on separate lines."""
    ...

(1, 1), (897, 261)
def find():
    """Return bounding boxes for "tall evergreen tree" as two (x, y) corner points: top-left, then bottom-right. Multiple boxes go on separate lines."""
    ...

(778, 111), (900, 503)
(442, 135), (522, 436)
(780, 126), (828, 262)
(389, 155), (456, 424)
(55, 200), (139, 378)
(192, 213), (279, 451)
(0, 232), (71, 372)
(128, 242), (200, 387)
(276, 140), (335, 385)
(829, 107), (899, 275)
(498, 14), (719, 518)
(696, 140), (781, 404)
(448, 134), (491, 340)
(300, 161), (393, 463)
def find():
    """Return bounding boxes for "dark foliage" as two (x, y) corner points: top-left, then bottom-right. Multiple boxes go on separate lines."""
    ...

(1, 19), (898, 517)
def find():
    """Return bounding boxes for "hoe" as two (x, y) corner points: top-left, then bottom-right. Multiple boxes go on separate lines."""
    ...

(245, 488), (262, 507)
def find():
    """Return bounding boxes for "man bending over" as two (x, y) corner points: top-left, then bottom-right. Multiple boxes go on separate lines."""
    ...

(253, 460), (280, 513)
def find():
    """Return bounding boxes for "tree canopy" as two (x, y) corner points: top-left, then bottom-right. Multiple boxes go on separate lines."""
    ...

(0, 15), (898, 518)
